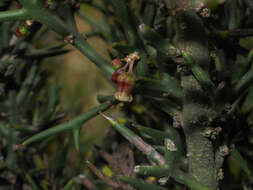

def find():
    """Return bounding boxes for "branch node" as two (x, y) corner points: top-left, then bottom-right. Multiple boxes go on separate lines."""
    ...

(64, 34), (75, 44)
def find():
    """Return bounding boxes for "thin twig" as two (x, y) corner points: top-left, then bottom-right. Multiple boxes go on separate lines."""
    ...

(99, 151), (114, 167)
(81, 176), (97, 190)
(127, 147), (135, 178)
(74, 174), (98, 190)
(86, 160), (119, 189)
(115, 145), (131, 176)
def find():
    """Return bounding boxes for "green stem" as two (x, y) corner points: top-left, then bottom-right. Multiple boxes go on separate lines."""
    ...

(172, 170), (211, 190)
(72, 128), (80, 151)
(109, 0), (140, 45)
(25, 174), (40, 190)
(74, 36), (114, 76)
(19, 0), (71, 36)
(18, 0), (114, 76)
(176, 9), (218, 190)
(135, 165), (170, 177)
(63, 180), (73, 190)
(100, 113), (165, 165)
(22, 101), (113, 146)
(234, 70), (253, 100)
(0, 9), (30, 22)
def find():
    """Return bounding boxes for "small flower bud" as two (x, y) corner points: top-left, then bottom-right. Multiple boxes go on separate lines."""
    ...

(111, 69), (123, 83)
(114, 72), (136, 102)
(111, 52), (140, 102)
(111, 58), (123, 70)
(15, 26), (28, 37)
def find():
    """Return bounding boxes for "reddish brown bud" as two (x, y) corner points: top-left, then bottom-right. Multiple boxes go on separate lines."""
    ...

(111, 69), (123, 83)
(114, 72), (136, 102)
(111, 58), (123, 69)
(15, 26), (28, 37)
(111, 52), (139, 102)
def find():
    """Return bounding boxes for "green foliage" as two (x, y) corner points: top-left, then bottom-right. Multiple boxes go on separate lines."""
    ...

(0, 0), (253, 189)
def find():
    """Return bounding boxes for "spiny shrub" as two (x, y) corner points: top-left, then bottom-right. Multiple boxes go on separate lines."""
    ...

(0, 0), (253, 190)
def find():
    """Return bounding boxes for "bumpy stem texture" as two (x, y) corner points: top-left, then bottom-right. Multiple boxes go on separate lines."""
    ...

(181, 76), (217, 190)
(176, 8), (218, 190)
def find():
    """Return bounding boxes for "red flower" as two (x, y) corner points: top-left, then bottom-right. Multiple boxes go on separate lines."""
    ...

(114, 72), (136, 102)
(111, 52), (139, 102)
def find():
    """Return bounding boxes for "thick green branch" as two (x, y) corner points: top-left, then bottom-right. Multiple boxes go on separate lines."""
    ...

(22, 101), (113, 146)
(0, 9), (30, 22)
(109, 0), (140, 45)
(175, 9), (218, 190)
(18, 0), (114, 76)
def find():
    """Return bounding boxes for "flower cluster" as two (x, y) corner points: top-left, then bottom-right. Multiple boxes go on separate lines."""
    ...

(111, 52), (140, 102)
